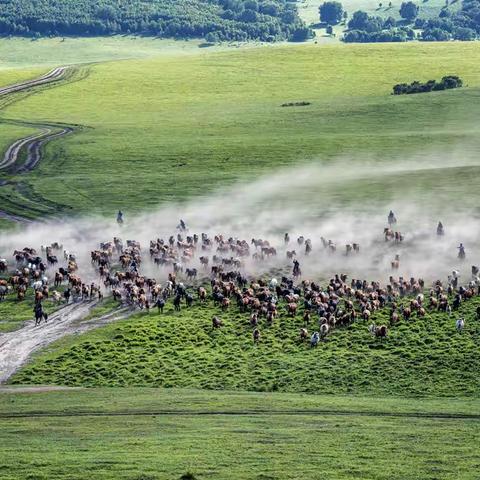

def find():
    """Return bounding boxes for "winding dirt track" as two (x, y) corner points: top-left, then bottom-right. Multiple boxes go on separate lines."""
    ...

(0, 303), (130, 384)
(0, 66), (68, 97)
(0, 66), (74, 174)
(0, 66), (76, 221)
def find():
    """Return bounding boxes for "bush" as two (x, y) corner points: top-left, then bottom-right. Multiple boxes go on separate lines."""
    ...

(392, 75), (463, 94)
(343, 26), (412, 42)
(421, 27), (452, 40)
(348, 10), (384, 32)
(453, 26), (476, 39)
(179, 474), (197, 480)
(291, 26), (314, 41)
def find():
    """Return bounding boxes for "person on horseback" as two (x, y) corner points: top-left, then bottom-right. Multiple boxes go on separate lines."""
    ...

(117, 210), (124, 225)
(293, 259), (301, 277)
(177, 219), (187, 231)
(33, 303), (47, 326)
(437, 221), (444, 236)
(458, 243), (466, 260)
(388, 210), (397, 226)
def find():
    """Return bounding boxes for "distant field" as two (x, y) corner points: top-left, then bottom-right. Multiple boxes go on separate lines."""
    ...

(0, 388), (479, 480)
(0, 36), (236, 68)
(0, 41), (479, 219)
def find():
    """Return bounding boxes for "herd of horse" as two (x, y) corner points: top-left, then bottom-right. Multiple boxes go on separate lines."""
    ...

(0, 216), (479, 344)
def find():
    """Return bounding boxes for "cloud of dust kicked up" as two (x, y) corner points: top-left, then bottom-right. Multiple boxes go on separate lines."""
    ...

(1, 158), (479, 285)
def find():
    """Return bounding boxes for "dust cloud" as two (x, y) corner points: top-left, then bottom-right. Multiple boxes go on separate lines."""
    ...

(1, 158), (479, 285)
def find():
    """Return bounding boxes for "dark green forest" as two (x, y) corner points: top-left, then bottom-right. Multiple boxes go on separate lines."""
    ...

(0, 0), (310, 41)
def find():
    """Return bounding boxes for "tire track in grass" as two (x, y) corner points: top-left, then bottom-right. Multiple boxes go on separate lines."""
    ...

(0, 66), (83, 221)
(0, 409), (479, 420)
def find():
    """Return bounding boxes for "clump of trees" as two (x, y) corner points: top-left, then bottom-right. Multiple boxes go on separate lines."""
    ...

(392, 76), (463, 95)
(341, 0), (480, 43)
(343, 9), (415, 42)
(0, 0), (312, 42)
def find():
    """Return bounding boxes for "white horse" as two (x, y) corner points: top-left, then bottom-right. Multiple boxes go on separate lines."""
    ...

(320, 323), (329, 338)
(456, 318), (465, 332)
(310, 332), (320, 347)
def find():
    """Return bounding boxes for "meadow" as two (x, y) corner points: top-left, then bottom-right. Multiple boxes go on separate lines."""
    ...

(0, 387), (479, 480)
(1, 35), (480, 480)
(0, 41), (480, 221)
(11, 294), (480, 396)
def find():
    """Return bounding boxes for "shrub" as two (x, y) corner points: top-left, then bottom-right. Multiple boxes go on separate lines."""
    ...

(392, 75), (463, 94)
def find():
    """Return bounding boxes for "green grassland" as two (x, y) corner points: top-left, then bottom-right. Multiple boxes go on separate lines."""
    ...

(1, 41), (480, 218)
(11, 294), (480, 396)
(0, 36), (240, 69)
(0, 388), (479, 480)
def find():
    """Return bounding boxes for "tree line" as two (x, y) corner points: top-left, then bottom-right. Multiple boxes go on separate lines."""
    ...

(0, 0), (312, 42)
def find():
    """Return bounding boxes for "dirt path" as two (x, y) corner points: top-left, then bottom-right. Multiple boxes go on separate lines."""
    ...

(0, 66), (75, 174)
(0, 302), (131, 384)
(0, 66), (69, 97)
(0, 66), (79, 221)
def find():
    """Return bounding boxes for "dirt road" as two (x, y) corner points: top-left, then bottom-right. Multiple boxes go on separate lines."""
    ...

(0, 302), (130, 383)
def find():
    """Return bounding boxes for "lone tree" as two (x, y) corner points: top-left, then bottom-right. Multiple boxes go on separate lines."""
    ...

(319, 1), (344, 25)
(399, 1), (419, 21)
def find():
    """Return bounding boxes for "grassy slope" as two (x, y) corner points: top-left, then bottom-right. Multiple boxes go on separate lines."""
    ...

(11, 294), (480, 396)
(1, 42), (480, 217)
(0, 388), (479, 480)
(0, 36), (233, 68)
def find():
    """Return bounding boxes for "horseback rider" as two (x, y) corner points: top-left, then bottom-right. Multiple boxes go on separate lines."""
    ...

(117, 210), (124, 225)
(284, 233), (290, 244)
(388, 210), (397, 225)
(177, 219), (187, 231)
(436, 221), (444, 236)
(458, 243), (466, 259)
(305, 239), (312, 256)
(293, 259), (301, 276)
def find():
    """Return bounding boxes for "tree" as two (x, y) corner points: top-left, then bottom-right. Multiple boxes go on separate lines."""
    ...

(319, 2), (344, 25)
(348, 10), (383, 32)
(291, 26), (314, 41)
(348, 10), (368, 29)
(399, 1), (419, 21)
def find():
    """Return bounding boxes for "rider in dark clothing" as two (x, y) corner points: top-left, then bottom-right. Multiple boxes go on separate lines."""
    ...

(437, 222), (444, 236)
(117, 210), (124, 224)
(388, 210), (397, 225)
